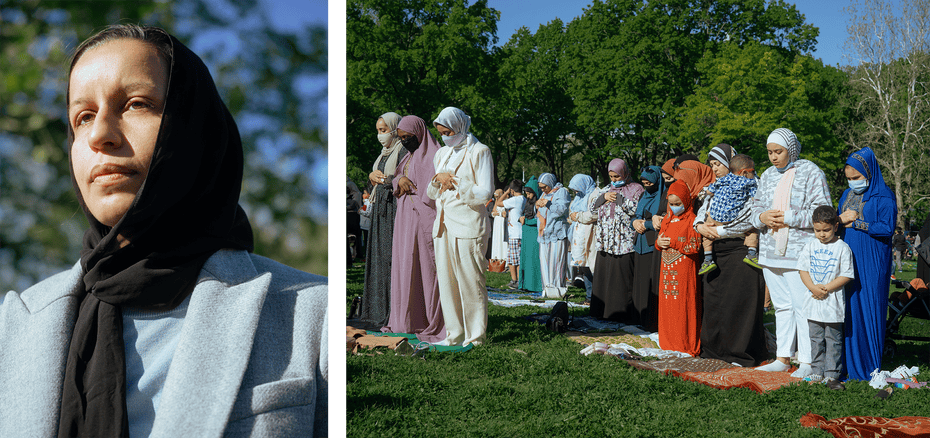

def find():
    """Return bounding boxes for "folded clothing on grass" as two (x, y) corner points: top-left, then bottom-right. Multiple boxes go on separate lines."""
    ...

(800, 413), (930, 438)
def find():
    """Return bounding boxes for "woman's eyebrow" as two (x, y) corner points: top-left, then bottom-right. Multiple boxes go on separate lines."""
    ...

(68, 81), (162, 110)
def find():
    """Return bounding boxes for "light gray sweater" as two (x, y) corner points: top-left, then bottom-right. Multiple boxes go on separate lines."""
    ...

(0, 249), (328, 437)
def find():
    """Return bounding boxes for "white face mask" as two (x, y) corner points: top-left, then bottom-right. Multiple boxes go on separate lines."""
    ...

(441, 132), (466, 148)
(378, 131), (395, 147)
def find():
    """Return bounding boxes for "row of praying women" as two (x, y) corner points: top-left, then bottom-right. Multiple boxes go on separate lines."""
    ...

(357, 107), (494, 347)
(358, 117), (898, 380)
(554, 128), (895, 381)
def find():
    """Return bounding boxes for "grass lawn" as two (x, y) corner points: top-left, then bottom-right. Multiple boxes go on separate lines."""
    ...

(346, 258), (930, 437)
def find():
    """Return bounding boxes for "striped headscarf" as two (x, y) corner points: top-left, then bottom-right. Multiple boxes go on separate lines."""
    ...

(766, 128), (801, 163)
(708, 143), (737, 169)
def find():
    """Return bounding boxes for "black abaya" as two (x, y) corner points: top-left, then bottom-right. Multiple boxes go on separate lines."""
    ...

(699, 238), (768, 367)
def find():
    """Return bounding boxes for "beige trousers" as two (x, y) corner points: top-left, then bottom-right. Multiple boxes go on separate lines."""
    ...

(434, 229), (489, 345)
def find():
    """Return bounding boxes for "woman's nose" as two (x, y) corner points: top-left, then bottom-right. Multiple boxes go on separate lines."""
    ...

(88, 109), (122, 151)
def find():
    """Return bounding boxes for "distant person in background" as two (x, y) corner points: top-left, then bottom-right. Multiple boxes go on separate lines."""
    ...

(838, 147), (897, 381)
(359, 111), (407, 327)
(536, 173), (571, 298)
(567, 174), (599, 304)
(359, 188), (371, 256)
(519, 177), (543, 293)
(382, 115), (444, 342)
(429, 107), (494, 346)
(490, 189), (509, 270)
(502, 180), (526, 289)
(893, 228), (906, 273)
(347, 178), (363, 265)
(918, 214), (930, 283)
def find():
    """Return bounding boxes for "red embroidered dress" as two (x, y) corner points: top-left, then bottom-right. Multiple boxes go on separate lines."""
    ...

(658, 181), (702, 356)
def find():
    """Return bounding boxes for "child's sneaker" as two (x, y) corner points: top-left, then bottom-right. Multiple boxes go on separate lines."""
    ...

(698, 260), (718, 275)
(803, 374), (823, 383)
(743, 255), (762, 269)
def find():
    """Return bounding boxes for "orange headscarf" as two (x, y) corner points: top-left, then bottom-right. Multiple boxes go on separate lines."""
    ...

(674, 160), (715, 199)
(661, 159), (676, 179)
(660, 180), (699, 243)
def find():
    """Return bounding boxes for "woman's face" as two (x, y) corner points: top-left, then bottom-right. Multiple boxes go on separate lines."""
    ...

(845, 165), (866, 181)
(662, 172), (676, 184)
(397, 127), (415, 143)
(376, 118), (390, 134)
(608, 170), (622, 182)
(709, 159), (729, 178)
(641, 178), (653, 188)
(435, 123), (455, 137)
(538, 183), (551, 194)
(667, 194), (683, 208)
(69, 38), (168, 227)
(766, 143), (790, 168)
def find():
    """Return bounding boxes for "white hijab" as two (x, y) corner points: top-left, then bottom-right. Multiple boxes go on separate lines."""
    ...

(433, 107), (476, 149)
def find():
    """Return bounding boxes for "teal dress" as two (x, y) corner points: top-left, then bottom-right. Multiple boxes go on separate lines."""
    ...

(519, 176), (543, 293)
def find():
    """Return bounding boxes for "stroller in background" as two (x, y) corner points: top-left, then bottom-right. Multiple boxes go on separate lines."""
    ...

(885, 278), (930, 358)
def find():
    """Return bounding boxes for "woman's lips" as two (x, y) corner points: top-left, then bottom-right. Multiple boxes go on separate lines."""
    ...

(89, 163), (138, 184)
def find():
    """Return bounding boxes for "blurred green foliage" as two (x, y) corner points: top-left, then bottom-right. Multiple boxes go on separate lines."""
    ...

(0, 0), (327, 292)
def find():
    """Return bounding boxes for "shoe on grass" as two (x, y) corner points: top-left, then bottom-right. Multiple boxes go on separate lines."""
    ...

(743, 255), (762, 269)
(507, 280), (518, 289)
(803, 374), (823, 383)
(823, 377), (845, 391)
(698, 261), (718, 275)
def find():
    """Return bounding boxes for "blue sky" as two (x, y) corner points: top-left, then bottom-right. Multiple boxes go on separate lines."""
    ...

(487, 0), (862, 67)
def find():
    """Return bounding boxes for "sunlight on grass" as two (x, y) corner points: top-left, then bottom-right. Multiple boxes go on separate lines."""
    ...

(346, 260), (930, 437)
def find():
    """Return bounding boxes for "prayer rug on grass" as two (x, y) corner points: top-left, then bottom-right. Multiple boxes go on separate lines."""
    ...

(800, 413), (930, 438)
(626, 358), (802, 394)
(366, 331), (474, 353)
(487, 291), (589, 309)
(566, 332), (659, 350)
(627, 357), (733, 374)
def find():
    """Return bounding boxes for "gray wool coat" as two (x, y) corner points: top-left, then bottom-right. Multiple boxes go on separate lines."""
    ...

(0, 249), (328, 437)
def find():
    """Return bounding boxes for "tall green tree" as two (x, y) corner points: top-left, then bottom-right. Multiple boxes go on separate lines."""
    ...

(677, 41), (850, 198)
(346, 0), (500, 186)
(561, 0), (819, 174)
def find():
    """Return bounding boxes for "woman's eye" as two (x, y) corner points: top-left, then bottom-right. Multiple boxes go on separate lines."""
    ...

(77, 113), (94, 126)
(129, 101), (151, 110)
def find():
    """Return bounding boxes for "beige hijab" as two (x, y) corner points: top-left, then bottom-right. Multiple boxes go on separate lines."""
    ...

(372, 111), (403, 200)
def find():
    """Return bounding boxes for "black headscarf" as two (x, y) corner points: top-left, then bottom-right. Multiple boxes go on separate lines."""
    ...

(58, 33), (253, 437)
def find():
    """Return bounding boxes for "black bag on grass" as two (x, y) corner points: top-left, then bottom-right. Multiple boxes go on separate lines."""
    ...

(545, 301), (570, 333)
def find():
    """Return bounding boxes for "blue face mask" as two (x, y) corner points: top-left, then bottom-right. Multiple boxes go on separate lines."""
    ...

(848, 179), (869, 194)
(669, 205), (685, 216)
(776, 161), (795, 173)
(611, 180), (625, 188)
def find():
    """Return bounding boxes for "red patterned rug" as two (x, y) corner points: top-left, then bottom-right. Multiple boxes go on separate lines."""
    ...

(627, 358), (801, 394)
(672, 366), (801, 394)
(800, 413), (930, 438)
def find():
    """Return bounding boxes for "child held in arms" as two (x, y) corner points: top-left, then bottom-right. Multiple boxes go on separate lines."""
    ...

(796, 205), (854, 390)
(699, 153), (762, 274)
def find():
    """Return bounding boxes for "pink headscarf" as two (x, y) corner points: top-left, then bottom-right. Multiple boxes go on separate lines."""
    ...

(394, 115), (440, 202)
(608, 158), (645, 201)
(606, 158), (645, 218)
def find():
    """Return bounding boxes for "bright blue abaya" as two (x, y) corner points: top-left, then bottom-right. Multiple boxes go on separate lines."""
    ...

(839, 147), (897, 380)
